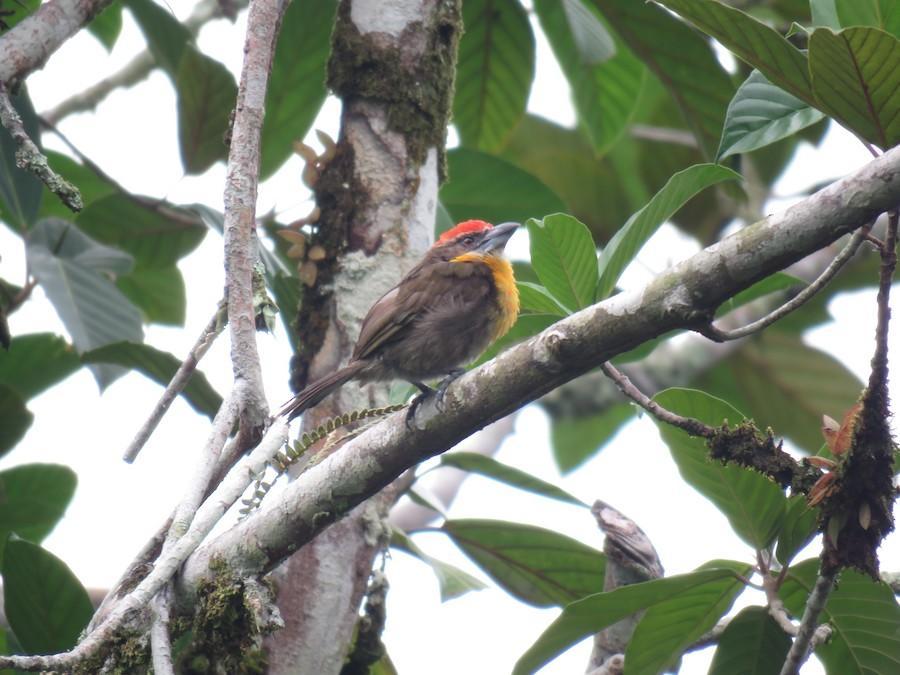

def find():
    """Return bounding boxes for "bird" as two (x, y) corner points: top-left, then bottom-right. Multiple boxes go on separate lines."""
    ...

(277, 219), (520, 422)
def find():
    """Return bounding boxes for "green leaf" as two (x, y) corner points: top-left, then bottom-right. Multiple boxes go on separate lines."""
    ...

(831, 0), (900, 39)
(535, 0), (644, 155)
(38, 152), (117, 220)
(25, 219), (143, 389)
(440, 149), (565, 226)
(500, 114), (640, 244)
(390, 529), (486, 602)
(527, 213), (598, 311)
(0, 0), (39, 32)
(652, 388), (787, 549)
(716, 271), (805, 317)
(780, 560), (900, 674)
(0, 385), (32, 458)
(0, 334), (80, 400)
(591, 0), (735, 157)
(87, 3), (124, 51)
(443, 519), (606, 607)
(126, 0), (191, 76)
(693, 331), (863, 453)
(116, 266), (187, 326)
(808, 27), (900, 149)
(513, 567), (740, 675)
(708, 606), (792, 675)
(439, 452), (587, 507)
(2, 537), (93, 655)
(0, 87), (42, 230)
(775, 494), (819, 565)
(76, 194), (206, 268)
(175, 48), (238, 174)
(454, 0), (535, 152)
(718, 70), (827, 161)
(260, 0), (335, 178)
(654, 0), (814, 103)
(0, 465), (76, 546)
(596, 164), (740, 299)
(517, 281), (569, 317)
(81, 341), (222, 419)
(560, 0), (616, 64)
(626, 560), (751, 675)
(550, 404), (635, 473)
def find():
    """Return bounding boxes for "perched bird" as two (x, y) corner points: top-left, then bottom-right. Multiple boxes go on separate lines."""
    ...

(277, 220), (520, 421)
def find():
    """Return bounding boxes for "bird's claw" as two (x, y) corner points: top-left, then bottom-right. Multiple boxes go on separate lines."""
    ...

(405, 383), (435, 430)
(434, 369), (465, 412)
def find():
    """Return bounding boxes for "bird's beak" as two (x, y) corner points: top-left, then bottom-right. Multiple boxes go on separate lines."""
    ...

(476, 222), (519, 254)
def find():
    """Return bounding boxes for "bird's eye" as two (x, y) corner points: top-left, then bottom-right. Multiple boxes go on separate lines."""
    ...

(462, 236), (475, 246)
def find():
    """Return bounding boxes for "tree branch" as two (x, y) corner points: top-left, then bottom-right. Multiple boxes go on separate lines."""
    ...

(180, 144), (900, 592)
(0, 0), (116, 85)
(779, 570), (836, 675)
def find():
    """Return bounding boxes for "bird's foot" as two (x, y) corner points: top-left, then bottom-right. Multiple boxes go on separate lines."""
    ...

(405, 382), (435, 430)
(435, 369), (466, 412)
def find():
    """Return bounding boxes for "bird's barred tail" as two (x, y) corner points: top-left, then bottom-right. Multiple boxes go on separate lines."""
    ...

(277, 361), (367, 420)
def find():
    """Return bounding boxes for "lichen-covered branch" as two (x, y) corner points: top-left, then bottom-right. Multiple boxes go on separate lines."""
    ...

(180, 144), (900, 592)
(0, 0), (116, 84)
(0, 83), (82, 212)
(779, 569), (836, 675)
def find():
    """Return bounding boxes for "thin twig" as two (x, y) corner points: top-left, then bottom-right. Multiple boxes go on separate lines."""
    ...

(700, 224), (871, 342)
(149, 586), (175, 675)
(599, 362), (714, 437)
(779, 570), (836, 675)
(124, 305), (227, 463)
(42, 0), (247, 124)
(685, 618), (730, 652)
(630, 124), (698, 148)
(869, 210), (897, 391)
(0, 83), (82, 212)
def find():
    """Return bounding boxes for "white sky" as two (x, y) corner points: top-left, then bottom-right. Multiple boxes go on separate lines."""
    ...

(0, 5), (896, 674)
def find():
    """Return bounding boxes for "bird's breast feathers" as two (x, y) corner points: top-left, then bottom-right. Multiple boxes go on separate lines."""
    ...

(449, 253), (519, 341)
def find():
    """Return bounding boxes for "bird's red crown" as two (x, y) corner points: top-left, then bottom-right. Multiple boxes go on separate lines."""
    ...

(437, 219), (493, 244)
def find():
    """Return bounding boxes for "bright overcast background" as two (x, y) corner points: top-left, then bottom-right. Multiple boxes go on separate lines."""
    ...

(0, 4), (897, 674)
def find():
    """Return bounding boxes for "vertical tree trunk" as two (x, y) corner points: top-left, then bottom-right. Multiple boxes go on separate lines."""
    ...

(265, 1), (461, 671)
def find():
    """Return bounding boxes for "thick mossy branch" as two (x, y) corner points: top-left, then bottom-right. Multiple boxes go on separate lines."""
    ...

(327, 0), (461, 179)
(707, 421), (821, 493)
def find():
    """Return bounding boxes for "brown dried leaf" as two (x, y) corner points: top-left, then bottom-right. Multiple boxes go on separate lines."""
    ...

(822, 414), (840, 453)
(298, 261), (317, 287)
(806, 456), (837, 471)
(316, 129), (336, 162)
(808, 472), (837, 506)
(307, 245), (327, 261)
(293, 140), (318, 164)
(287, 243), (306, 259)
(302, 163), (320, 189)
(832, 402), (863, 456)
(277, 229), (307, 245)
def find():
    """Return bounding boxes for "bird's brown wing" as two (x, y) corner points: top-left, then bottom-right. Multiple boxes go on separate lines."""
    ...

(352, 258), (484, 361)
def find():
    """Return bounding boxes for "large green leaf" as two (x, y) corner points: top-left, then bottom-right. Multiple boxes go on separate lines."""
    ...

(176, 48), (238, 174)
(454, 0), (534, 152)
(440, 148), (565, 225)
(443, 519), (606, 607)
(654, 0), (814, 103)
(708, 605), (792, 675)
(81, 341), (222, 419)
(828, 0), (900, 39)
(550, 404), (635, 473)
(653, 388), (787, 549)
(527, 213), (598, 311)
(501, 115), (640, 244)
(126, 0), (190, 76)
(25, 219), (143, 388)
(0, 385), (31, 458)
(775, 494), (819, 565)
(390, 529), (486, 602)
(780, 559), (900, 674)
(596, 163), (740, 299)
(88, 3), (124, 51)
(535, 0), (644, 155)
(2, 537), (93, 655)
(0, 87), (42, 230)
(718, 70), (826, 161)
(260, 0), (335, 179)
(693, 331), (863, 453)
(808, 27), (900, 149)
(625, 560), (751, 675)
(439, 452), (587, 507)
(0, 0), (39, 32)
(591, 0), (735, 158)
(0, 465), (76, 547)
(513, 567), (740, 675)
(76, 194), (205, 268)
(116, 266), (187, 326)
(561, 0), (616, 64)
(517, 281), (569, 317)
(0, 334), (80, 400)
